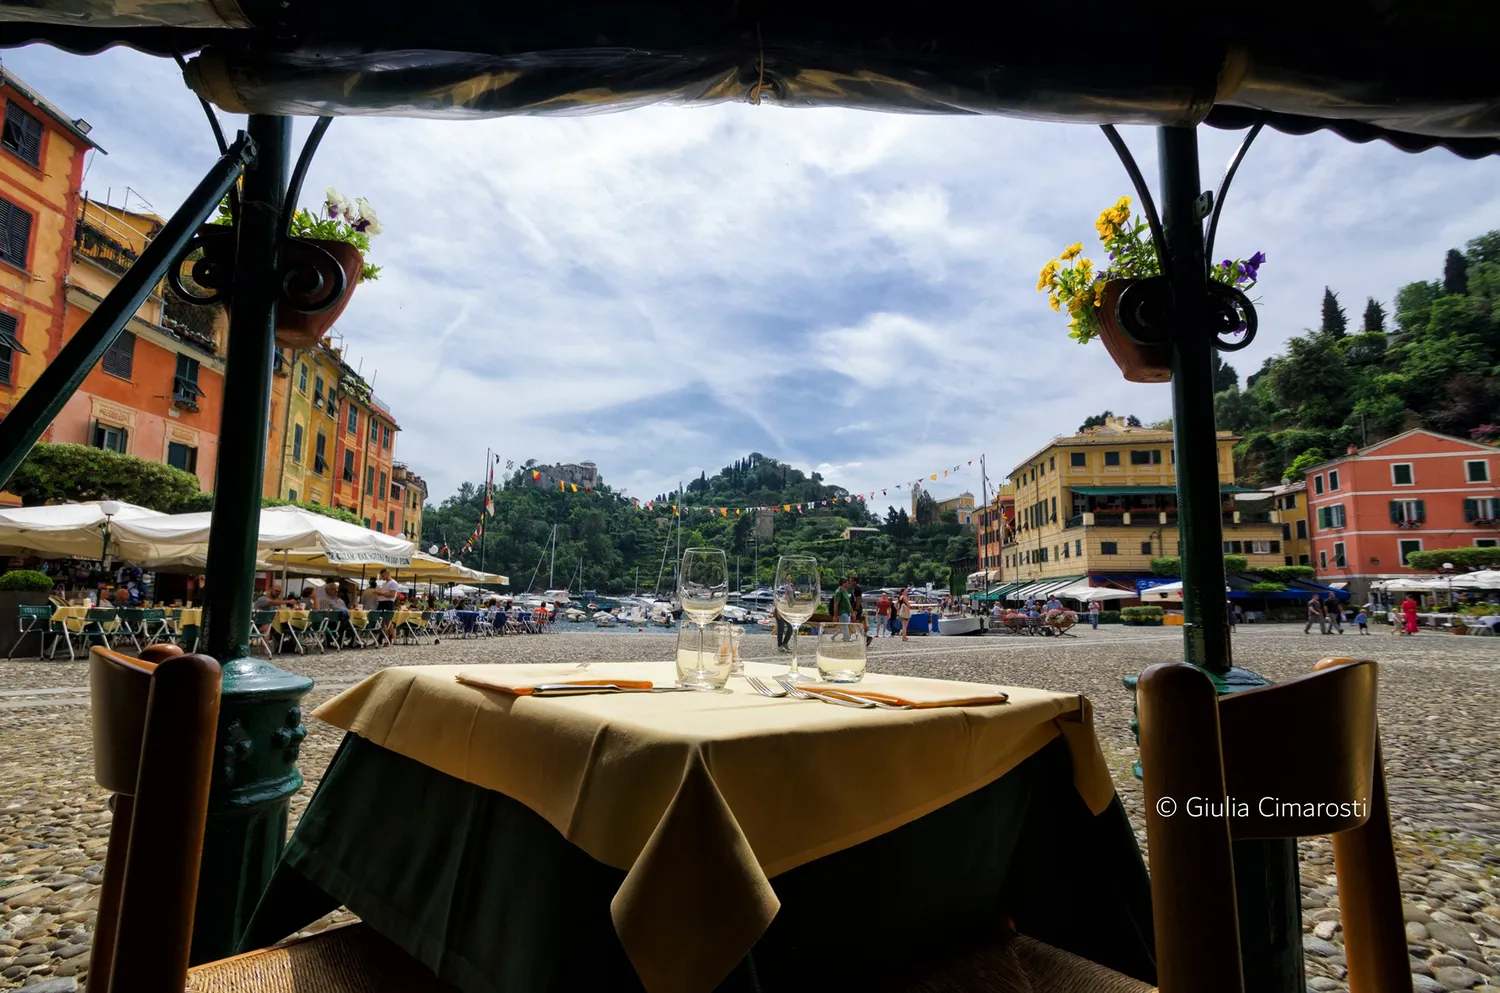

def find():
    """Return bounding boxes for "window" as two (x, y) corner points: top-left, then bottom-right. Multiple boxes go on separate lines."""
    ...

(1328, 469), (1340, 492)
(1295, 519), (1308, 539)
(102, 331), (134, 379)
(1281, 523), (1291, 540)
(314, 433), (328, 474)
(0, 196), (33, 269)
(1319, 550), (1327, 570)
(1048, 457), (1055, 471)
(1282, 493), (1296, 509)
(2, 102), (43, 167)
(93, 422), (127, 453)
(1223, 541), (1243, 554)
(274, 349), (288, 376)
(379, 470), (388, 496)
(382, 426), (392, 450)
(1391, 463), (1413, 486)
(1070, 452), (1086, 468)
(173, 354), (203, 405)
(1269, 540), (1281, 553)
(313, 375), (325, 408)
(1464, 497), (1500, 521)
(1104, 451), (1121, 467)
(1050, 496), (1056, 522)
(1467, 460), (1490, 483)
(364, 518), (372, 529)
(390, 484), (401, 501)
(388, 510), (396, 531)
(1075, 539), (1081, 557)
(375, 521), (384, 533)
(346, 405), (357, 433)
(1062, 543), (1069, 558)
(365, 466), (375, 494)
(1039, 547), (1048, 563)
(1316, 504), (1347, 529)
(1313, 474), (1324, 495)
(1398, 538), (1422, 567)
(0, 308), (26, 384)
(1100, 542), (1118, 555)
(1130, 450), (1162, 466)
(1298, 555), (1309, 566)
(1332, 541), (1347, 568)
(292, 424), (303, 462)
(1140, 541), (1152, 555)
(166, 441), (197, 474)
(370, 420), (379, 443)
(298, 364), (308, 393)
(288, 488), (298, 503)
(1285, 555), (1294, 566)
(343, 449), (355, 482)
(1389, 499), (1425, 525)
(1476, 539), (1499, 549)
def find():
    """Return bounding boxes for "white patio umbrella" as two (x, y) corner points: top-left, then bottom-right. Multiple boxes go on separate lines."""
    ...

(0, 501), (169, 561)
(1052, 580), (1138, 602)
(1449, 569), (1500, 590)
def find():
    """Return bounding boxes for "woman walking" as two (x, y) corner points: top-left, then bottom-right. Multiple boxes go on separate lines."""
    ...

(897, 588), (913, 642)
(1400, 595), (1420, 636)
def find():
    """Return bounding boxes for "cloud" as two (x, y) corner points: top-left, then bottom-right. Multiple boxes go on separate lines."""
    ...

(8, 45), (1500, 515)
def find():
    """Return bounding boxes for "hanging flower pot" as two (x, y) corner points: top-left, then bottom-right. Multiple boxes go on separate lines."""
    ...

(1096, 279), (1171, 383)
(275, 239), (364, 349)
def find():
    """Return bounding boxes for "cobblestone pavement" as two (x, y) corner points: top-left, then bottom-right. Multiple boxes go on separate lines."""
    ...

(0, 624), (1495, 991)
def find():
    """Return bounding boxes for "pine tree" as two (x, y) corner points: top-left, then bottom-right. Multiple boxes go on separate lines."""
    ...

(1212, 352), (1238, 392)
(1321, 287), (1348, 338)
(1444, 248), (1469, 295)
(1362, 297), (1387, 334)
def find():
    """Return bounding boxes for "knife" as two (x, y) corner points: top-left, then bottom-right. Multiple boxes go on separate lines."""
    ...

(528, 684), (692, 695)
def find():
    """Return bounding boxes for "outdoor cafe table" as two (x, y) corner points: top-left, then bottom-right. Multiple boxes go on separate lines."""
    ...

(241, 661), (1156, 993)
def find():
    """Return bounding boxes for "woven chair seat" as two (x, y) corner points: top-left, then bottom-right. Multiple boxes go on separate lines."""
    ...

(878, 930), (1156, 993)
(186, 923), (455, 993)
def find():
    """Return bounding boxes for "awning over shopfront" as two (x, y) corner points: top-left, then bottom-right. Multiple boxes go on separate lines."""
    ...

(1007, 575), (1086, 601)
(1052, 580), (1138, 602)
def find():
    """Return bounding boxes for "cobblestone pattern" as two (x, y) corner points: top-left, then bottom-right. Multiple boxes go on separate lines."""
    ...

(0, 626), (1494, 991)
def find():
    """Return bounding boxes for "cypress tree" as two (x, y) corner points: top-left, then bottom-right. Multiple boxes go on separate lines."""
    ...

(1321, 287), (1348, 338)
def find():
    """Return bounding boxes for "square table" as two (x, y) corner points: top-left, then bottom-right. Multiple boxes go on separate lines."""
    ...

(243, 662), (1155, 993)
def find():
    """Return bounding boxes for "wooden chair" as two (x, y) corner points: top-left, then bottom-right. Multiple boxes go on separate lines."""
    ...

(1136, 658), (1408, 993)
(87, 644), (456, 993)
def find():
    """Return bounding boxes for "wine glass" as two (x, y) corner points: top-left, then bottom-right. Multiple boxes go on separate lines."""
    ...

(773, 555), (820, 682)
(679, 548), (729, 682)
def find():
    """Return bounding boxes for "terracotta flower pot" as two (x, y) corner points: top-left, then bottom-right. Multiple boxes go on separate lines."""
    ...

(276, 238), (364, 349)
(1097, 279), (1171, 384)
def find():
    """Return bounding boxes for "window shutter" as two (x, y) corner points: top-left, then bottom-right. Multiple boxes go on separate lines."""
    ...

(19, 112), (42, 166)
(1415, 499), (1425, 523)
(1466, 498), (1478, 522)
(1389, 500), (1400, 524)
(1, 200), (32, 267)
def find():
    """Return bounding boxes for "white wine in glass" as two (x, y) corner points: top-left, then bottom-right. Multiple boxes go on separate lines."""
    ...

(773, 555), (820, 682)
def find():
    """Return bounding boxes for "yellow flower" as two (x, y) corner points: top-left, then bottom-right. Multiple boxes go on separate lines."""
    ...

(1115, 195), (1131, 211)
(1036, 259), (1059, 291)
(1049, 293), (1061, 312)
(1093, 280), (1107, 306)
(1060, 242), (1083, 261)
(1078, 258), (1093, 278)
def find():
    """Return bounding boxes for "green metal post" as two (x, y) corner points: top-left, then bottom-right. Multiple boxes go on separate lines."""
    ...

(192, 115), (314, 964)
(0, 135), (254, 487)
(1156, 125), (1302, 993)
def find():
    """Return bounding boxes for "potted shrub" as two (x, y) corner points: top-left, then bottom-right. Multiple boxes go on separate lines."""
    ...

(1120, 605), (1165, 626)
(275, 189), (384, 348)
(0, 569), (56, 659)
(1037, 197), (1266, 382)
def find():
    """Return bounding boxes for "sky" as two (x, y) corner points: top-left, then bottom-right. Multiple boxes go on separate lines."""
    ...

(6, 46), (1498, 518)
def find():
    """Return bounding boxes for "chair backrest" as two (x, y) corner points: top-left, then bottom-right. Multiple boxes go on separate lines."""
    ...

(252, 609), (276, 625)
(87, 608), (117, 621)
(140, 608), (165, 622)
(88, 643), (221, 993)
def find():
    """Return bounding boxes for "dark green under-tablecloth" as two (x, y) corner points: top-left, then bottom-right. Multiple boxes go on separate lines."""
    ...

(243, 734), (1155, 992)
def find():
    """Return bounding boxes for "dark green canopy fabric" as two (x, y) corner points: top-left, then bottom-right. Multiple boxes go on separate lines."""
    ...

(4, 1), (1500, 157)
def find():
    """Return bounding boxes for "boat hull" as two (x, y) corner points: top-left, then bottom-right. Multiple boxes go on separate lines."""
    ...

(936, 615), (984, 636)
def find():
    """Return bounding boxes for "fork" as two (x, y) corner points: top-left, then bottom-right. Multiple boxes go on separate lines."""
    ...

(771, 674), (882, 708)
(744, 676), (787, 698)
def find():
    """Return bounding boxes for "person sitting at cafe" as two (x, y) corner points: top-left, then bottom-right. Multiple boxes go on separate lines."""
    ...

(255, 586), (296, 611)
(360, 578), (383, 611)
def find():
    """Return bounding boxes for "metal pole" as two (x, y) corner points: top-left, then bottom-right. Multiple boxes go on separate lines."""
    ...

(1157, 124), (1302, 993)
(0, 135), (255, 488)
(480, 447), (489, 577)
(194, 115), (313, 964)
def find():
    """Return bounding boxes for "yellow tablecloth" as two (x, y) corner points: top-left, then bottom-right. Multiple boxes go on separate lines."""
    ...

(176, 608), (203, 628)
(50, 606), (90, 633)
(272, 608), (311, 631)
(314, 660), (1114, 993)
(393, 610), (421, 627)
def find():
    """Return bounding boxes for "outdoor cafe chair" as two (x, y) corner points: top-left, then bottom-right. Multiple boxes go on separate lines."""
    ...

(347, 611), (380, 648)
(112, 608), (149, 653)
(1136, 658), (1406, 993)
(85, 643), (455, 993)
(9, 604), (56, 660)
(249, 610), (277, 657)
(299, 610), (331, 653)
(276, 610), (313, 655)
(84, 608), (122, 650)
(138, 608), (171, 647)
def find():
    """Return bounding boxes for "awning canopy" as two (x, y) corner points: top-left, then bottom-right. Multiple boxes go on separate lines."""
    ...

(1069, 485), (1260, 497)
(3, 4), (1499, 158)
(1008, 575), (1086, 601)
(109, 505), (415, 570)
(1052, 581), (1138, 602)
(0, 501), (168, 560)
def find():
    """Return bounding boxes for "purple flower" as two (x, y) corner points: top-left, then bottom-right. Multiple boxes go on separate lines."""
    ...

(1221, 259), (1233, 270)
(352, 218), (371, 233)
(1248, 251), (1267, 266)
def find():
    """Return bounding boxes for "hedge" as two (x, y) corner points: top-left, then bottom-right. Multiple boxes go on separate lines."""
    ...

(0, 570), (56, 592)
(1121, 605), (1165, 625)
(1406, 547), (1500, 572)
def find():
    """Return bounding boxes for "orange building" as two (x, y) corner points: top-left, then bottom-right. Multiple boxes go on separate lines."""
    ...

(51, 198), (226, 490)
(329, 366), (401, 533)
(0, 67), (100, 419)
(1305, 429), (1500, 599)
(974, 482), (1015, 586)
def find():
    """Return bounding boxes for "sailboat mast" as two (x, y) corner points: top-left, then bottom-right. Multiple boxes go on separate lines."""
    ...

(549, 523), (556, 588)
(979, 454), (989, 573)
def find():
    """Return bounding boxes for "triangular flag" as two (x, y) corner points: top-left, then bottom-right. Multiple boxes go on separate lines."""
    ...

(532, 470), (540, 481)
(930, 474), (938, 481)
(943, 470), (948, 477)
(882, 489), (886, 495)
(570, 483), (578, 492)
(967, 461), (973, 466)
(735, 509), (741, 516)
(673, 505), (679, 516)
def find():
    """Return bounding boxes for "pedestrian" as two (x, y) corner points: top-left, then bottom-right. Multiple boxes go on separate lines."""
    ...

(1303, 592), (1326, 635)
(897, 588), (913, 641)
(1088, 600), (1100, 630)
(830, 577), (854, 641)
(1227, 598), (1236, 633)
(774, 577), (795, 652)
(849, 574), (871, 647)
(1326, 593), (1344, 634)
(377, 569), (401, 610)
(1233, 602), (1245, 627)
(875, 591), (892, 638)
(1354, 607), (1369, 634)
(1401, 595), (1420, 636)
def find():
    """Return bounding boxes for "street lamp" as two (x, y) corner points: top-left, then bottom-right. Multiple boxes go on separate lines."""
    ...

(99, 499), (122, 570)
(1443, 561), (1455, 609)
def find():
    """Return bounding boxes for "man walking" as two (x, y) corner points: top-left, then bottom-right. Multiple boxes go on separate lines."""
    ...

(830, 577), (854, 641)
(1326, 593), (1344, 634)
(1304, 592), (1326, 635)
(849, 574), (871, 646)
(774, 578), (795, 652)
(875, 591), (892, 638)
(1088, 600), (1100, 630)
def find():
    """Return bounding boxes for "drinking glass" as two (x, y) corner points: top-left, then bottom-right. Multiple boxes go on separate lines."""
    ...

(815, 622), (868, 683)
(678, 547), (729, 679)
(773, 555), (820, 682)
(675, 621), (733, 690)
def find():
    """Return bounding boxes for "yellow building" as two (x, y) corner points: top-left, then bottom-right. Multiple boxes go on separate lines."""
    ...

(1000, 416), (1284, 586)
(1265, 479), (1311, 567)
(266, 341), (342, 505)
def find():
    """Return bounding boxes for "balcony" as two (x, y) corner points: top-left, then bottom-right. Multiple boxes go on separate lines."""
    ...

(74, 219), (137, 276)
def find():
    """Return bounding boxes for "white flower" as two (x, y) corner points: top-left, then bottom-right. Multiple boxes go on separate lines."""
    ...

(324, 186), (348, 219)
(354, 198), (382, 236)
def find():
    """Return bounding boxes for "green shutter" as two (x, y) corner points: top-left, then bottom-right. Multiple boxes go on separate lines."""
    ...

(1389, 500), (1401, 524)
(1466, 498), (1478, 522)
(1415, 499), (1425, 523)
